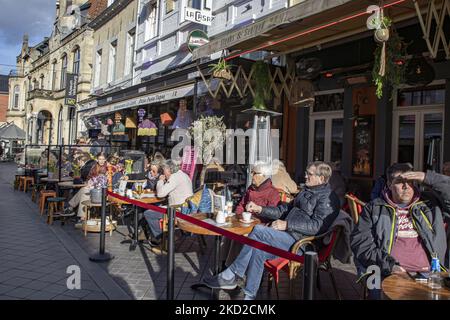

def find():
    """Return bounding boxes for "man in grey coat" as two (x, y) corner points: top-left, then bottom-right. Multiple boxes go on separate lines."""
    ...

(351, 163), (450, 280)
(203, 161), (341, 300)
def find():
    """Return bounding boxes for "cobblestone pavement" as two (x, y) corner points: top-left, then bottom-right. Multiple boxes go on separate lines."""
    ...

(0, 162), (362, 300)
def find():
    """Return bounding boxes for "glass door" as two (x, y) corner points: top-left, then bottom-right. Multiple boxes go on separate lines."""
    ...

(392, 109), (444, 171)
(309, 114), (343, 163)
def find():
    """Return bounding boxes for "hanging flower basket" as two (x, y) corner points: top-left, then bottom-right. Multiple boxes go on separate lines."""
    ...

(212, 69), (232, 80)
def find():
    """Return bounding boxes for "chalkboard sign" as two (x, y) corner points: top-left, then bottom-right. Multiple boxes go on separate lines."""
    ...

(352, 116), (374, 177)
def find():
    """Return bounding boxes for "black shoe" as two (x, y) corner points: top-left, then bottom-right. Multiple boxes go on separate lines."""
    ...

(148, 239), (161, 247)
(203, 273), (238, 290)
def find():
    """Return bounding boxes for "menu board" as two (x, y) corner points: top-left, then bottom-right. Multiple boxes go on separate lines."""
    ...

(352, 116), (374, 177)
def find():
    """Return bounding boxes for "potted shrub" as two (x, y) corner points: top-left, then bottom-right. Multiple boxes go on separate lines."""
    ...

(72, 164), (83, 184)
(209, 57), (233, 80)
(89, 175), (107, 204)
(47, 161), (57, 179)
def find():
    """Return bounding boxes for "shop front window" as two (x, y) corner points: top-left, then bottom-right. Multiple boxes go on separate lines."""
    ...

(331, 119), (343, 163)
(313, 119), (325, 161)
(398, 115), (415, 164)
(397, 87), (445, 107)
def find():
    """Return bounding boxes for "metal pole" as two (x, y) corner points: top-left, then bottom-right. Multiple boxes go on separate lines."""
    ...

(167, 206), (175, 300)
(58, 145), (62, 182)
(89, 186), (114, 262)
(303, 251), (318, 300)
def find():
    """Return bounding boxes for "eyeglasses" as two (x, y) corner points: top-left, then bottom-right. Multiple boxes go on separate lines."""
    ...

(305, 170), (317, 177)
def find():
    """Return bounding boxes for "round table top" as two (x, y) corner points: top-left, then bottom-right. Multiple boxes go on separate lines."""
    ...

(58, 181), (87, 188)
(108, 195), (164, 205)
(177, 213), (261, 236)
(382, 273), (450, 300)
(81, 200), (111, 207)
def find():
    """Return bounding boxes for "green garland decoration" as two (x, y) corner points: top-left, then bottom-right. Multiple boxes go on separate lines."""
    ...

(251, 61), (271, 110)
(372, 30), (408, 99)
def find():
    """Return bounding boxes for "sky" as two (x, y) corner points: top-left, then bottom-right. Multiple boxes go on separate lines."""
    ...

(0, 0), (55, 75)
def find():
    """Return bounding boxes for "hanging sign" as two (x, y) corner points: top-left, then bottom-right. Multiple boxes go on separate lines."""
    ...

(187, 30), (209, 53)
(65, 73), (78, 106)
(184, 7), (214, 26)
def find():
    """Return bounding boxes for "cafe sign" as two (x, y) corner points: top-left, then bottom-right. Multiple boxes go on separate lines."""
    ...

(65, 73), (78, 106)
(184, 7), (214, 26)
(187, 30), (209, 53)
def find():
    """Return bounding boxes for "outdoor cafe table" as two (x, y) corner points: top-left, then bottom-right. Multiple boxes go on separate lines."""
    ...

(41, 177), (73, 195)
(177, 213), (261, 296)
(108, 195), (165, 251)
(382, 273), (450, 300)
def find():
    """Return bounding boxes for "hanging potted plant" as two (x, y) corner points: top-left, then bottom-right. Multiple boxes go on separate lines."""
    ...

(89, 175), (107, 204)
(251, 61), (271, 110)
(209, 57), (233, 80)
(188, 115), (226, 183)
(372, 16), (408, 99)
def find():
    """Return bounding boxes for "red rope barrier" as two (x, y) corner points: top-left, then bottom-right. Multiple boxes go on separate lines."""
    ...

(107, 191), (305, 263)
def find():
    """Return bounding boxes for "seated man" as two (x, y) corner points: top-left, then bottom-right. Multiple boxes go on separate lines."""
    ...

(204, 161), (341, 300)
(351, 163), (449, 283)
(142, 159), (193, 246)
(221, 161), (280, 267)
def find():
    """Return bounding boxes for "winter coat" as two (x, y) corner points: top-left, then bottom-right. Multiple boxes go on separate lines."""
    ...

(235, 179), (280, 215)
(259, 183), (341, 241)
(351, 171), (450, 276)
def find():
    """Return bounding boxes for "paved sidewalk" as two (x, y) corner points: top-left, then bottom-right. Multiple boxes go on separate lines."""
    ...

(0, 162), (362, 300)
(0, 163), (130, 300)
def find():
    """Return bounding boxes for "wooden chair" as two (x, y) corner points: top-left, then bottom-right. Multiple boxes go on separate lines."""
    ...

(277, 188), (294, 203)
(31, 184), (45, 202)
(46, 197), (66, 225)
(23, 177), (35, 193)
(264, 225), (342, 299)
(39, 190), (57, 215)
(344, 193), (366, 225)
(344, 193), (367, 299)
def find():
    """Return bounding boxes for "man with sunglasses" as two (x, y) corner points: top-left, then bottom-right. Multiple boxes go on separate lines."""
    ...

(203, 161), (341, 300)
(351, 163), (450, 286)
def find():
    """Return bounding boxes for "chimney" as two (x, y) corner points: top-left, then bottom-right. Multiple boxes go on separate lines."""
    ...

(22, 34), (29, 53)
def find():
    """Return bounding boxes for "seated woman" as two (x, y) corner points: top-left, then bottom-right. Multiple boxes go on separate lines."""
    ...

(221, 161), (280, 266)
(142, 159), (193, 246)
(65, 153), (108, 222)
(271, 159), (298, 198)
(145, 161), (163, 190)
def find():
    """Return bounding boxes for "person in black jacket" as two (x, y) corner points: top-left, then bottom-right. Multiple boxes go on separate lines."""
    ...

(351, 163), (450, 295)
(203, 161), (341, 300)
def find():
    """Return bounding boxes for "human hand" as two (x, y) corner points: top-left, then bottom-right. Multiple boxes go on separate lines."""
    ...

(159, 175), (166, 181)
(271, 220), (287, 231)
(391, 265), (406, 274)
(246, 201), (262, 214)
(398, 171), (425, 183)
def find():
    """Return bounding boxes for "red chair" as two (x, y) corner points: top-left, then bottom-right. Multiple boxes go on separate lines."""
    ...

(344, 193), (365, 225)
(180, 146), (197, 182)
(264, 225), (342, 299)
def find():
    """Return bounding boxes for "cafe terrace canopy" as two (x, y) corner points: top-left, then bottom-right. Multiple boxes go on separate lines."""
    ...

(0, 123), (26, 140)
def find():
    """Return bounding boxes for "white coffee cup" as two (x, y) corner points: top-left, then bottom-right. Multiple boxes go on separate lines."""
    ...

(126, 189), (133, 198)
(216, 211), (226, 224)
(242, 212), (252, 222)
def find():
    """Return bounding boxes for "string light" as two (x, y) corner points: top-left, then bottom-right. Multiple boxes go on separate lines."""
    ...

(225, 0), (407, 61)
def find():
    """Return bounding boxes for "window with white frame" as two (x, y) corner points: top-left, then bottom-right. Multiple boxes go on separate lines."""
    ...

(61, 54), (68, 89)
(124, 29), (135, 76)
(94, 49), (102, 87)
(144, 2), (158, 42)
(204, 0), (212, 9)
(108, 41), (117, 83)
(188, 0), (201, 9)
(73, 48), (80, 75)
(13, 85), (20, 109)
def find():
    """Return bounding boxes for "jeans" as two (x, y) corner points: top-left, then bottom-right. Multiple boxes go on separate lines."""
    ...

(228, 225), (296, 298)
(143, 209), (164, 239)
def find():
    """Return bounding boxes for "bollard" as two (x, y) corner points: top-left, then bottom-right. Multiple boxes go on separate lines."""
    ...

(90, 186), (114, 262)
(303, 251), (318, 300)
(167, 206), (175, 300)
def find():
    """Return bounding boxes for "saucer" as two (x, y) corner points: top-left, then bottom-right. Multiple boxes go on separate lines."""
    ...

(239, 218), (255, 224)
